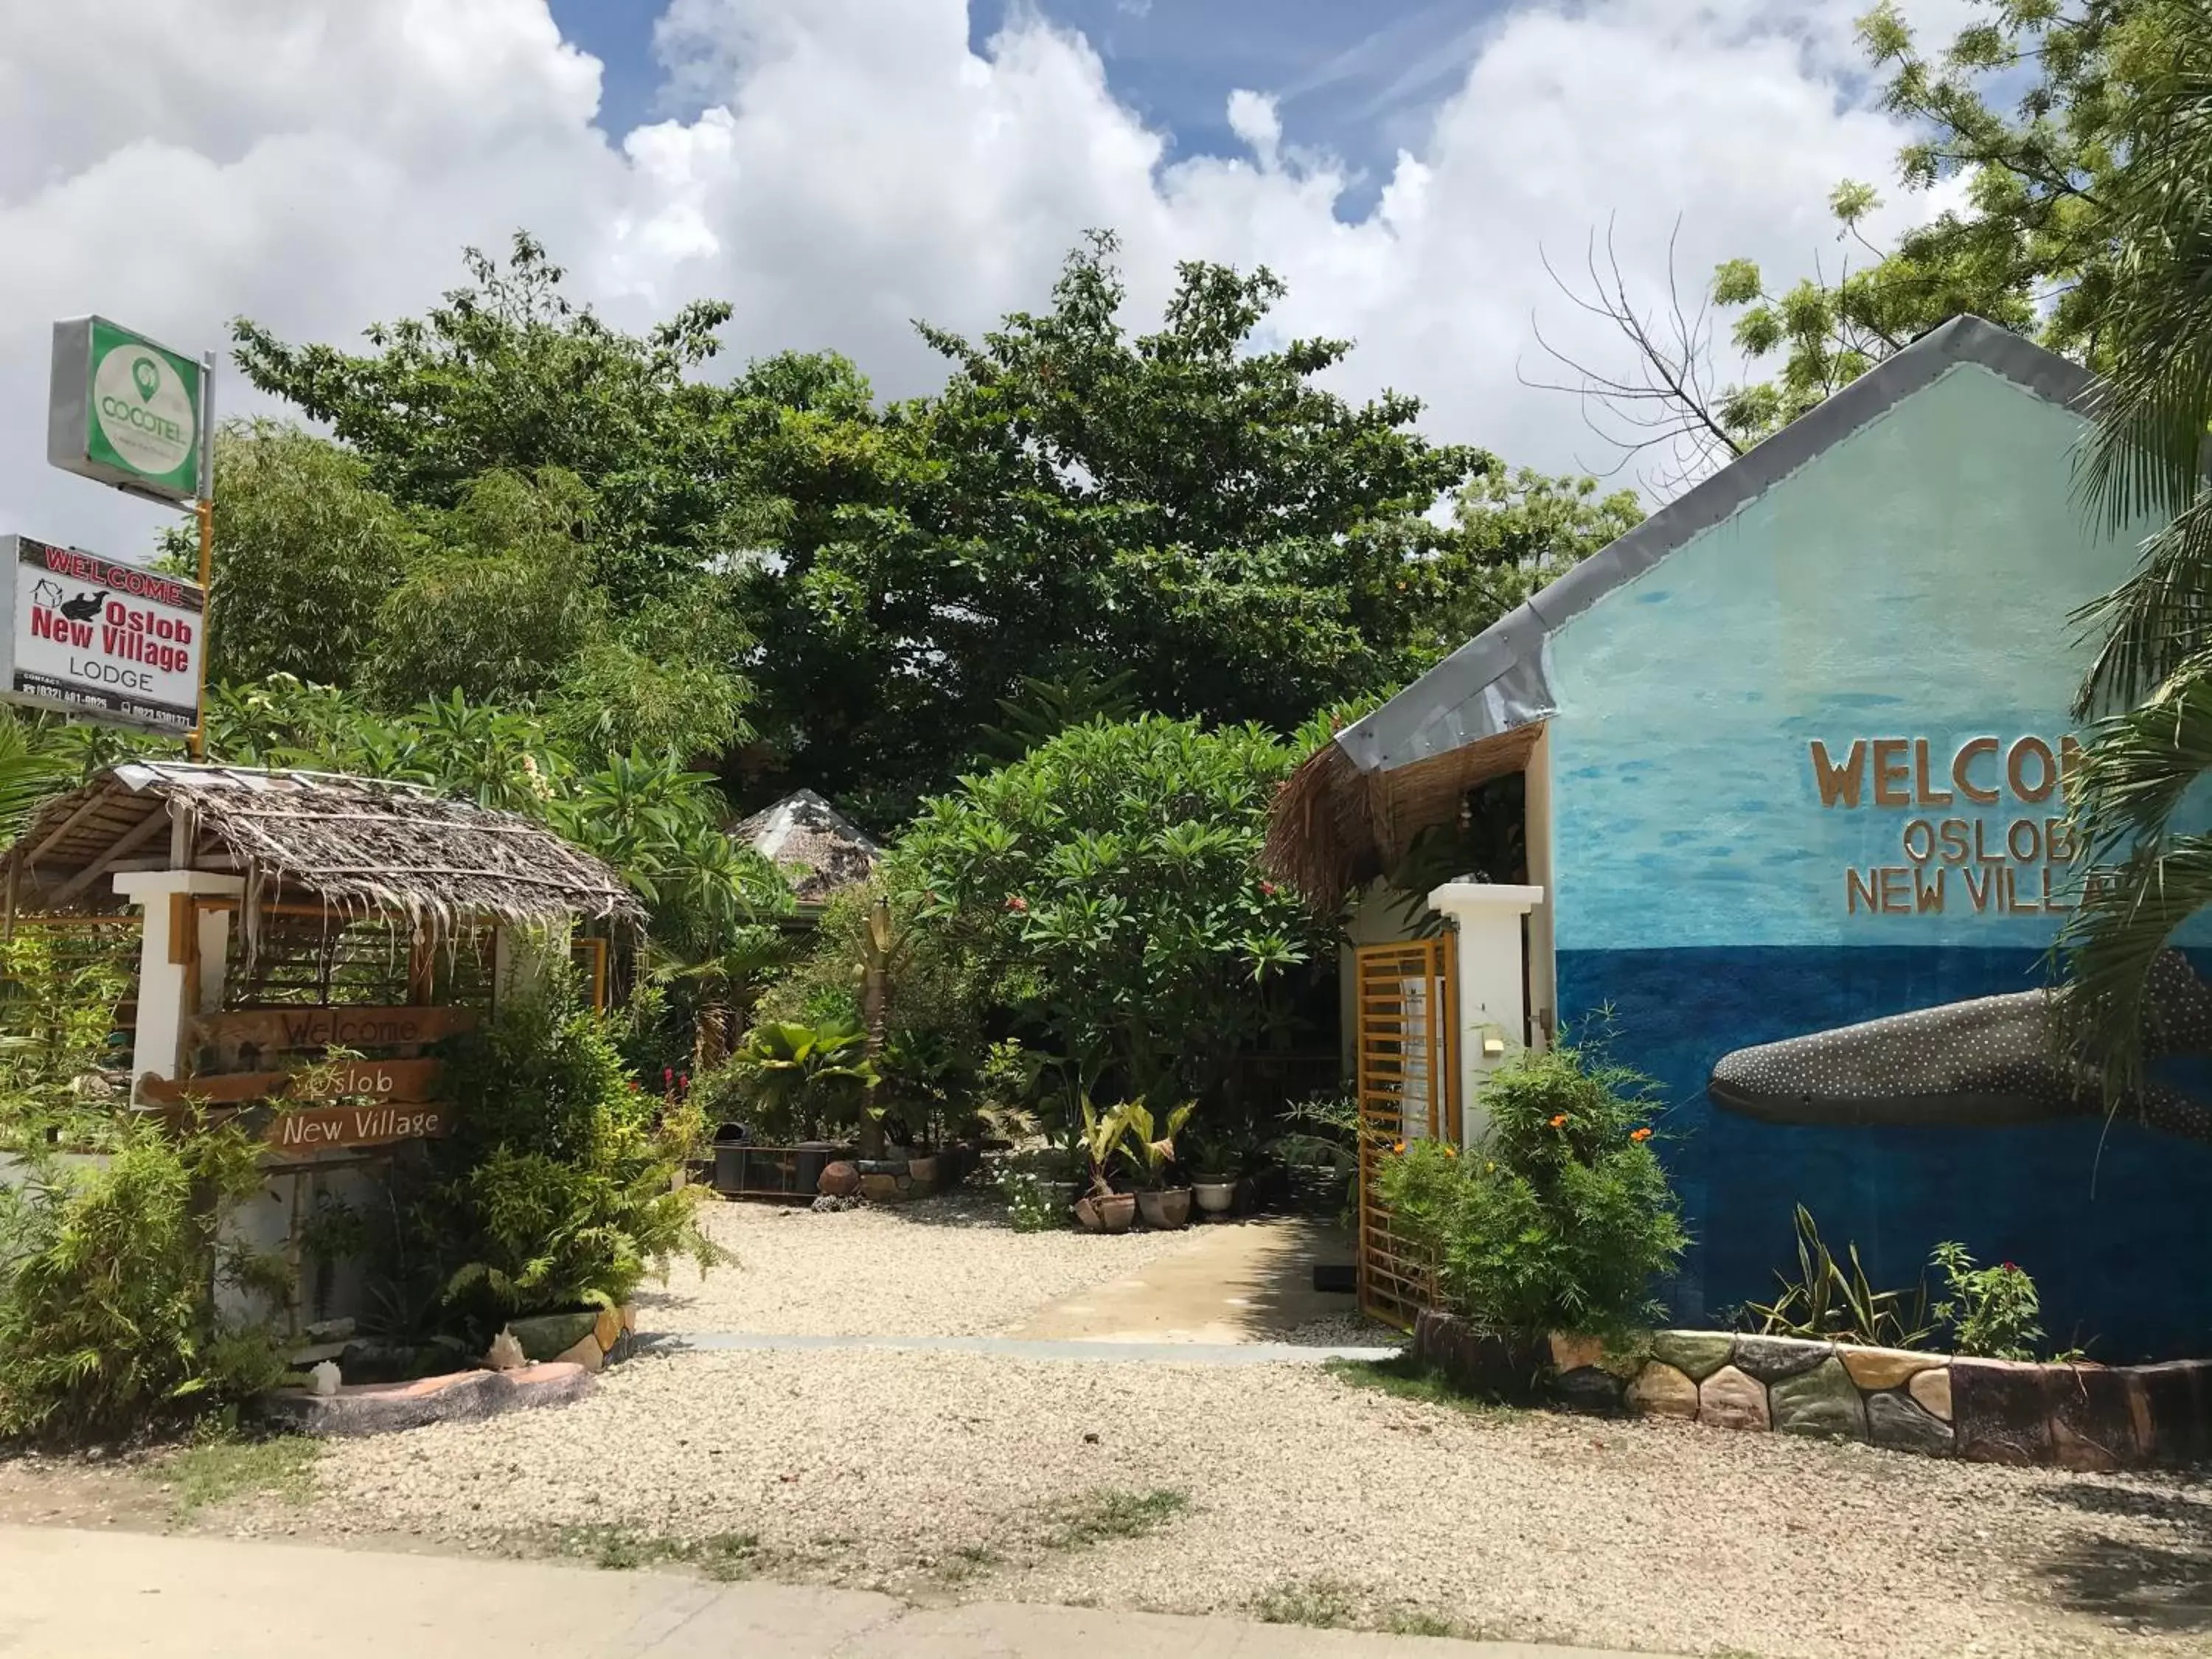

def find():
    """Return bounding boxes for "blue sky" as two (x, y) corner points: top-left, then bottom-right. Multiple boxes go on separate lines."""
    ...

(550, 0), (1502, 217)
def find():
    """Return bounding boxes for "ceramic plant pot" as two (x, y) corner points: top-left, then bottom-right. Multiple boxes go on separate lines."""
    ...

(1137, 1187), (1193, 1230)
(1074, 1192), (1138, 1233)
(1192, 1179), (1236, 1216)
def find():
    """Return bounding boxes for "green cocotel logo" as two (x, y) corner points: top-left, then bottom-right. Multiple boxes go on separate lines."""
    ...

(88, 322), (198, 487)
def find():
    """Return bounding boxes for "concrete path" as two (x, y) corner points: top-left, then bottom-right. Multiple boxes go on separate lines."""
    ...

(664, 1330), (1400, 1365)
(1011, 1215), (1360, 1343)
(0, 1526), (1670, 1658)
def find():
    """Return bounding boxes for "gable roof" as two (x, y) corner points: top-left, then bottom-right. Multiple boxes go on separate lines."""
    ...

(734, 788), (880, 905)
(7, 760), (642, 931)
(1263, 316), (2098, 903)
(1343, 314), (2097, 776)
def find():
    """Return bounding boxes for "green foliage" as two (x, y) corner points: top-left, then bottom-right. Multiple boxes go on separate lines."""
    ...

(179, 420), (412, 687)
(401, 984), (720, 1334)
(0, 1111), (289, 1443)
(1743, 1206), (1935, 1349)
(1377, 1040), (1686, 1342)
(0, 932), (131, 1147)
(1117, 1099), (1195, 1189)
(233, 232), (766, 605)
(995, 1166), (1068, 1232)
(161, 1432), (320, 1514)
(1043, 1486), (1189, 1550)
(1422, 468), (1644, 650)
(740, 232), (1484, 821)
(899, 714), (1332, 1113)
(723, 1015), (877, 1142)
(0, 711), (86, 845)
(1930, 1240), (2047, 1360)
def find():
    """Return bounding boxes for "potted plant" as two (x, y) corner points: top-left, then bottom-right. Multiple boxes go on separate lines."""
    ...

(1183, 1123), (1245, 1217)
(1122, 1099), (1196, 1229)
(1071, 1099), (1138, 1233)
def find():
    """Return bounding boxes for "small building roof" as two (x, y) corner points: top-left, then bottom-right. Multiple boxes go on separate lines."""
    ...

(6, 761), (641, 931)
(1265, 314), (2101, 903)
(734, 789), (880, 905)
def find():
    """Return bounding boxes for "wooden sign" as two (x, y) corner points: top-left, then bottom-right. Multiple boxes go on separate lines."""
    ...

(140, 1057), (442, 1107)
(190, 1005), (477, 1052)
(265, 1100), (454, 1156)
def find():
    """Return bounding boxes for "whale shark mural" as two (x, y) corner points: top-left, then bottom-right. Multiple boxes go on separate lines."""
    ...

(1708, 951), (2212, 1143)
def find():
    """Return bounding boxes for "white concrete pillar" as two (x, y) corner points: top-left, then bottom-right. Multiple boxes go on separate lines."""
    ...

(1426, 882), (1544, 1141)
(111, 870), (246, 1088)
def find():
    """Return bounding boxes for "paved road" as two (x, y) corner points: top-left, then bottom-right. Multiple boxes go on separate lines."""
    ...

(0, 1526), (1671, 1658)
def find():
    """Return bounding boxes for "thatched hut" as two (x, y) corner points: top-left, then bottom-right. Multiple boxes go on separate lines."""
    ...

(734, 787), (880, 914)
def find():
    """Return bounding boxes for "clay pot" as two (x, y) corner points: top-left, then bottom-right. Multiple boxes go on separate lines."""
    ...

(1137, 1187), (1192, 1230)
(1192, 1179), (1236, 1216)
(1073, 1192), (1138, 1233)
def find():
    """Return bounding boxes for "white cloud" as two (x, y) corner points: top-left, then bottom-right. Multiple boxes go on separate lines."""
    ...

(0, 0), (1979, 564)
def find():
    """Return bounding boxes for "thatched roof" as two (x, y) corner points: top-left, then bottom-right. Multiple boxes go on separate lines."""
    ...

(1264, 315), (2098, 908)
(734, 789), (880, 905)
(6, 762), (641, 932)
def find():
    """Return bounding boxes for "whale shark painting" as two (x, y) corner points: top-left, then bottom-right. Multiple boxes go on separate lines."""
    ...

(1708, 950), (2212, 1144)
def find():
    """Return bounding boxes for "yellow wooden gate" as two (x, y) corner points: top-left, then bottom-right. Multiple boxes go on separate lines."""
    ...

(1354, 938), (1458, 1328)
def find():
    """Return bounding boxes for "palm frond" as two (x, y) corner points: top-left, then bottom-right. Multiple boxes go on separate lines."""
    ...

(2075, 487), (2212, 713)
(2062, 835), (2212, 1100)
(2070, 649), (2212, 850)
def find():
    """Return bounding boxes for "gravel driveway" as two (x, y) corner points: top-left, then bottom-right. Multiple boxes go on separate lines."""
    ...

(644, 1192), (1215, 1338)
(296, 1346), (2212, 1659)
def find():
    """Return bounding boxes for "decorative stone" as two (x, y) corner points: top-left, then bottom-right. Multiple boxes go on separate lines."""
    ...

(1768, 1357), (1866, 1439)
(593, 1305), (622, 1354)
(856, 1159), (907, 1177)
(1908, 1366), (1953, 1422)
(1625, 1360), (1700, 1419)
(1838, 1345), (1941, 1391)
(507, 1310), (600, 1363)
(309, 1360), (341, 1397)
(1649, 1329), (1734, 1382)
(2125, 1360), (2211, 1467)
(1950, 1357), (2053, 1465)
(1548, 1332), (1605, 1373)
(620, 1304), (637, 1335)
(261, 1363), (593, 1437)
(1731, 1335), (1835, 1382)
(858, 1172), (900, 1202)
(553, 1332), (605, 1374)
(1866, 1388), (1954, 1455)
(481, 1328), (527, 1372)
(1697, 1365), (1770, 1432)
(818, 1161), (860, 1198)
(2047, 1364), (2138, 1472)
(1552, 1366), (1624, 1415)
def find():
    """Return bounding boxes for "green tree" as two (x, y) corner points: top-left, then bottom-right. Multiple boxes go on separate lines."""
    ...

(232, 233), (767, 604)
(2051, 1), (2212, 1092)
(739, 233), (1486, 822)
(895, 714), (1335, 1116)
(1421, 467), (1645, 649)
(184, 420), (413, 687)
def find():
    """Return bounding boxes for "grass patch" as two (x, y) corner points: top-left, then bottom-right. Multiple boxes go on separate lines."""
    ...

(1045, 1486), (1190, 1551)
(554, 1523), (759, 1579)
(160, 1434), (319, 1514)
(1256, 1578), (1358, 1629)
(1256, 1579), (1481, 1640)
(1322, 1352), (1526, 1418)
(933, 1543), (1001, 1584)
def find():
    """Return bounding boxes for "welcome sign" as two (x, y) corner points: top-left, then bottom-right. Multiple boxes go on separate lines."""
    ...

(0, 535), (204, 732)
(47, 317), (205, 504)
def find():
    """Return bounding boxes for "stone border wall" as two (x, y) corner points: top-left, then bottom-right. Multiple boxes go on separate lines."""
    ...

(1413, 1311), (2212, 1470)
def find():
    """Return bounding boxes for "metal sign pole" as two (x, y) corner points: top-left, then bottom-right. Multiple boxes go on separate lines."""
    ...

(189, 348), (215, 761)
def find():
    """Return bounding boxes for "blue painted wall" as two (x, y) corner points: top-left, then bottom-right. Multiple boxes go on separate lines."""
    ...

(1543, 361), (2212, 1357)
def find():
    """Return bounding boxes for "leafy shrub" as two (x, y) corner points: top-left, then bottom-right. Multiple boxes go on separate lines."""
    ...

(1377, 1040), (1686, 1342)
(380, 984), (720, 1340)
(897, 715), (1333, 1114)
(996, 1167), (1068, 1232)
(1744, 1205), (1935, 1349)
(0, 1113), (289, 1443)
(1931, 1242), (2045, 1360)
(720, 1016), (877, 1143)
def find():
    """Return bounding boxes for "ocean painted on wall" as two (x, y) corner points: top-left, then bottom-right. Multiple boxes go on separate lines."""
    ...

(1543, 358), (2212, 1358)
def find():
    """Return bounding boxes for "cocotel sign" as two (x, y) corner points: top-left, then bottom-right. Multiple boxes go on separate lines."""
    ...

(0, 535), (204, 733)
(47, 316), (205, 504)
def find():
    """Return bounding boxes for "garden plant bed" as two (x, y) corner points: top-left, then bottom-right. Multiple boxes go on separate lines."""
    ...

(1415, 1310), (2212, 1468)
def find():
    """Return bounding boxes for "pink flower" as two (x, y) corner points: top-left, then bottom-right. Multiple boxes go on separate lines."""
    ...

(1005, 895), (1029, 912)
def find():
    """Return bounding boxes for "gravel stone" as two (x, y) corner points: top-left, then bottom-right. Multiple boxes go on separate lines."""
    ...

(646, 1190), (1211, 1338)
(302, 1347), (2211, 1659)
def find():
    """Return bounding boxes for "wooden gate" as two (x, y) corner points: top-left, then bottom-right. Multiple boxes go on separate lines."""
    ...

(1354, 938), (1458, 1328)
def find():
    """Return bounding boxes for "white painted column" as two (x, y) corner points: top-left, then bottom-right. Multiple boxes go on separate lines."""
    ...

(111, 870), (246, 1090)
(1426, 882), (1545, 1141)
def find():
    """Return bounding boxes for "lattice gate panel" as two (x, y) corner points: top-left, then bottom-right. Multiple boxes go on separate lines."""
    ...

(1354, 938), (1458, 1329)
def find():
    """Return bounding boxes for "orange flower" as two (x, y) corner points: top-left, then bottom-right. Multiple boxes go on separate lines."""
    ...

(1630, 1127), (1653, 1143)
(1392, 1139), (1406, 1155)
(1548, 1113), (1568, 1129)
(1441, 1145), (1458, 1158)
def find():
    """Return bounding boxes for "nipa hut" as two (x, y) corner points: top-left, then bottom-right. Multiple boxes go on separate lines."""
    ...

(734, 788), (880, 914)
